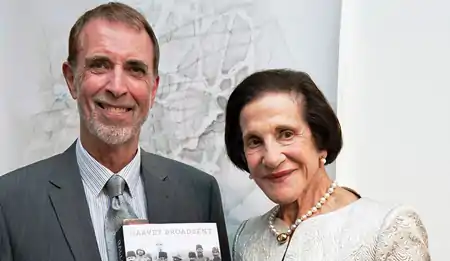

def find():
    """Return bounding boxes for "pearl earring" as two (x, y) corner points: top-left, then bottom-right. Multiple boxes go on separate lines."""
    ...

(249, 174), (253, 180)
(320, 157), (326, 165)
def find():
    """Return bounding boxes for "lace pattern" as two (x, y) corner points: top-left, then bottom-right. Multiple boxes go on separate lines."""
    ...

(232, 198), (430, 261)
(374, 206), (430, 261)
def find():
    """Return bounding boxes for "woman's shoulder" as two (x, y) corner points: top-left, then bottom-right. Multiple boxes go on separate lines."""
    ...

(373, 201), (430, 260)
(340, 197), (400, 217)
(232, 206), (277, 260)
(233, 206), (276, 239)
(339, 197), (425, 225)
(328, 197), (424, 231)
(336, 197), (430, 259)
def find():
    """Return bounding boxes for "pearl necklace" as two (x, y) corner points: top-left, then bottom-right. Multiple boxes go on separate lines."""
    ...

(268, 181), (338, 244)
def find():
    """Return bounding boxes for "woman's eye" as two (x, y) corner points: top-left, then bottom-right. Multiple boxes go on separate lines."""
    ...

(280, 130), (294, 139)
(246, 138), (261, 148)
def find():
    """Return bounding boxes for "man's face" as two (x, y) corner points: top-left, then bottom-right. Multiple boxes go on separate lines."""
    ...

(127, 257), (136, 261)
(63, 18), (159, 145)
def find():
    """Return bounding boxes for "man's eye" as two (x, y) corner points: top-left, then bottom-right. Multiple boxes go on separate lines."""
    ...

(129, 67), (146, 77)
(88, 61), (110, 73)
(92, 62), (105, 68)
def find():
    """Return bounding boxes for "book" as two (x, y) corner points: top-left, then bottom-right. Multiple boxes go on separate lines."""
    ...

(116, 220), (223, 261)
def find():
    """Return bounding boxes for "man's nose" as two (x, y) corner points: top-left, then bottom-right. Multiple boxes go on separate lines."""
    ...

(106, 66), (128, 97)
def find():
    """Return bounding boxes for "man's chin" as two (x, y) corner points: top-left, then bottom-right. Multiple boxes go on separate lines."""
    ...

(98, 133), (134, 145)
(91, 126), (136, 145)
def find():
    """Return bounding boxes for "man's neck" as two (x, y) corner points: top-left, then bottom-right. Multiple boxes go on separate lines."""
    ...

(79, 132), (139, 173)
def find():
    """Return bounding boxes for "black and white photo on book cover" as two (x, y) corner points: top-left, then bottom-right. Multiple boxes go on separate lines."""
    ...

(119, 222), (222, 261)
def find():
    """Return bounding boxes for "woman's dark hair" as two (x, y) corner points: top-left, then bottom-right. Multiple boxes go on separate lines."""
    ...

(224, 69), (342, 173)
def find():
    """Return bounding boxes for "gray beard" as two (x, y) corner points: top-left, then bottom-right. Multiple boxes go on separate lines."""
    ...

(78, 102), (147, 145)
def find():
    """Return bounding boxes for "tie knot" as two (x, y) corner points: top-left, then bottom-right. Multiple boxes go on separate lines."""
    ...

(105, 175), (127, 198)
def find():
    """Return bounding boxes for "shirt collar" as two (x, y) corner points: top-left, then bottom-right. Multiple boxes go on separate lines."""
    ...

(75, 138), (141, 197)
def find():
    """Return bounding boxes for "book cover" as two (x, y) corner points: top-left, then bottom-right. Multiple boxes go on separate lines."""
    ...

(116, 222), (223, 261)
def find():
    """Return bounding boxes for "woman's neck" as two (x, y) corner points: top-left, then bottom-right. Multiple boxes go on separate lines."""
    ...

(279, 172), (334, 225)
(279, 172), (360, 225)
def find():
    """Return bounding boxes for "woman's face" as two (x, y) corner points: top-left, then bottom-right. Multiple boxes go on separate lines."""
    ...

(240, 92), (326, 205)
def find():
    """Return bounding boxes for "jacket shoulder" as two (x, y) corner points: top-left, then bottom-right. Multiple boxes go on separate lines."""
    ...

(0, 154), (62, 199)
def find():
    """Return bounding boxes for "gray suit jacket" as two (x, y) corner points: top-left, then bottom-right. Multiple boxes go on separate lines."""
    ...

(0, 142), (231, 261)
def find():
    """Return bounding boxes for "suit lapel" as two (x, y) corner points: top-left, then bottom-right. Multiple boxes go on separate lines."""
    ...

(140, 151), (174, 223)
(48, 142), (101, 261)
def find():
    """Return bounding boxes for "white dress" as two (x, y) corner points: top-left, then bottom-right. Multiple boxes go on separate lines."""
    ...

(232, 198), (430, 261)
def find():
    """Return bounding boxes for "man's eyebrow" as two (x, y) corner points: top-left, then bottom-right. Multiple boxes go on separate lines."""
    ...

(126, 59), (148, 71)
(84, 55), (111, 64)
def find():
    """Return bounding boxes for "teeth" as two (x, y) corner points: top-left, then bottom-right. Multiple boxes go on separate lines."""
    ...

(103, 106), (128, 112)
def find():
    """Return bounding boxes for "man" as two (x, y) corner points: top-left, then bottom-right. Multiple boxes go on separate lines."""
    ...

(172, 253), (182, 261)
(136, 249), (146, 261)
(158, 252), (168, 261)
(127, 251), (137, 261)
(188, 252), (197, 261)
(211, 247), (221, 261)
(195, 245), (210, 261)
(0, 2), (230, 261)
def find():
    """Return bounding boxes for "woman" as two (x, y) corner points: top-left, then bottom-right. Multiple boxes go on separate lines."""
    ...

(224, 69), (430, 260)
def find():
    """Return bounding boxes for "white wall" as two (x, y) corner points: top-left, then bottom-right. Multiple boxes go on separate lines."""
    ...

(337, 1), (450, 260)
(0, 0), (22, 175)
